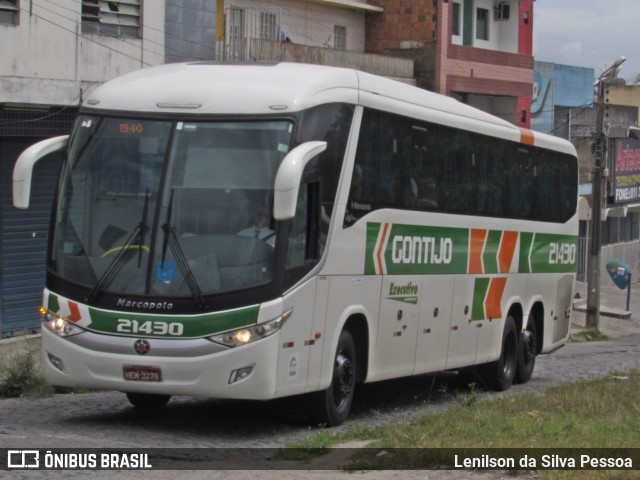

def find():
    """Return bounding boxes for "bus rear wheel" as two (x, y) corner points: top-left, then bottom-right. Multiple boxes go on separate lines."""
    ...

(477, 316), (518, 391)
(306, 329), (356, 427)
(515, 317), (537, 384)
(126, 392), (171, 410)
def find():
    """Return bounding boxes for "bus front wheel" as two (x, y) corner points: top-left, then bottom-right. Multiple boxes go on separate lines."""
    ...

(306, 329), (356, 427)
(477, 316), (518, 391)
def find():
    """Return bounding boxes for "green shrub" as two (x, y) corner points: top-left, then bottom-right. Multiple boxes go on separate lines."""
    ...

(0, 348), (50, 398)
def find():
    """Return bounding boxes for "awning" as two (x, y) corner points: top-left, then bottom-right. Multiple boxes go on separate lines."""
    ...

(307, 0), (384, 13)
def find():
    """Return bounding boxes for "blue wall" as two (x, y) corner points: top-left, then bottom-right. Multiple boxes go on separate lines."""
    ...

(531, 61), (594, 136)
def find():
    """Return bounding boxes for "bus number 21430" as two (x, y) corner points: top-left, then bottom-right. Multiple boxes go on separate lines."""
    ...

(116, 318), (184, 336)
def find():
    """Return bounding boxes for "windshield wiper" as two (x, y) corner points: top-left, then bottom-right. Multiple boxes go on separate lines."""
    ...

(137, 189), (150, 268)
(161, 189), (207, 310)
(87, 191), (150, 303)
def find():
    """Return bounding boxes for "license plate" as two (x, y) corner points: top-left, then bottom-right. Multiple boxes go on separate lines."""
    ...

(123, 365), (162, 382)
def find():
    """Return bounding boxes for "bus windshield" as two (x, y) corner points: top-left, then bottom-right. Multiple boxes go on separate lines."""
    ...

(51, 116), (294, 301)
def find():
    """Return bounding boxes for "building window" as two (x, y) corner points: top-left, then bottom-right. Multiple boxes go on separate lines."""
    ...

(0, 0), (18, 25)
(476, 8), (489, 41)
(228, 8), (244, 60)
(334, 26), (346, 50)
(81, 0), (141, 38)
(452, 2), (461, 36)
(260, 12), (277, 41)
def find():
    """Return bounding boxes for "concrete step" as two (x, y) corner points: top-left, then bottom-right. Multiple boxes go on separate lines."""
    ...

(573, 299), (631, 319)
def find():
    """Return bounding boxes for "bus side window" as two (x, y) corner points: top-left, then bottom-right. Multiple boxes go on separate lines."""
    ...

(284, 181), (321, 289)
(509, 147), (533, 218)
(377, 119), (399, 206)
(411, 124), (439, 211)
(536, 150), (575, 222)
(286, 184), (308, 269)
(476, 138), (505, 217)
(440, 131), (475, 214)
(344, 111), (376, 227)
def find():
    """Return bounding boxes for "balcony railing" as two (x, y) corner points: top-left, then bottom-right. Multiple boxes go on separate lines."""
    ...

(216, 38), (415, 84)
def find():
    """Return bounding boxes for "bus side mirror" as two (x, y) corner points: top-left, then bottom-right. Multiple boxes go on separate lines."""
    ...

(273, 141), (327, 220)
(13, 135), (69, 209)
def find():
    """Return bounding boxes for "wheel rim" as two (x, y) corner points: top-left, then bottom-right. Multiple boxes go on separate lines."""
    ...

(332, 351), (354, 409)
(502, 330), (517, 379)
(522, 328), (536, 364)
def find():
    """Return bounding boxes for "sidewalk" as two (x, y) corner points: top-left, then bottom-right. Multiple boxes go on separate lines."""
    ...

(571, 280), (640, 339)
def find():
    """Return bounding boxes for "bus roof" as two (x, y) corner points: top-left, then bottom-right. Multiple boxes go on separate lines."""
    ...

(84, 62), (576, 155)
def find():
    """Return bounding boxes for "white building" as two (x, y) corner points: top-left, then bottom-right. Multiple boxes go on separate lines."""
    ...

(217, 0), (379, 58)
(0, 0), (165, 107)
(216, 0), (413, 81)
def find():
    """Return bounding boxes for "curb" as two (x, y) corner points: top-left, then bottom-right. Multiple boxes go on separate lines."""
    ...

(572, 300), (632, 319)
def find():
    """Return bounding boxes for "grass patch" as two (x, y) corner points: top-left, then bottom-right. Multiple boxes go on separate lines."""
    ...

(284, 371), (640, 477)
(570, 328), (609, 343)
(0, 338), (53, 398)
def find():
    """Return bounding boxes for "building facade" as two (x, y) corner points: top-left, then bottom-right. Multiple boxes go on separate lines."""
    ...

(531, 60), (640, 283)
(166, 0), (217, 62)
(365, 0), (534, 127)
(531, 61), (594, 140)
(0, 0), (169, 337)
(599, 82), (640, 283)
(215, 0), (414, 82)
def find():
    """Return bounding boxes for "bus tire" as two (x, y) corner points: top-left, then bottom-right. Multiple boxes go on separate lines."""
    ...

(478, 316), (518, 391)
(515, 317), (537, 384)
(125, 392), (171, 410)
(306, 329), (356, 427)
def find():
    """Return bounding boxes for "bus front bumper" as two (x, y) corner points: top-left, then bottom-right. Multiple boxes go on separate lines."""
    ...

(41, 328), (281, 400)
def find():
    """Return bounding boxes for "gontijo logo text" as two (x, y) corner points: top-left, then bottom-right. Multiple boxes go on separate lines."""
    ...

(365, 222), (577, 276)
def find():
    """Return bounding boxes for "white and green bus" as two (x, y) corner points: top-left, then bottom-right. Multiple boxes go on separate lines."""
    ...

(13, 63), (578, 426)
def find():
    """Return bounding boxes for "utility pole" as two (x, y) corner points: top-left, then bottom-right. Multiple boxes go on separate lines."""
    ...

(586, 88), (605, 329)
(586, 57), (626, 329)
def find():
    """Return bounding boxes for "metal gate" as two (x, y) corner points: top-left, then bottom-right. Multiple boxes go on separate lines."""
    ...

(1, 139), (62, 337)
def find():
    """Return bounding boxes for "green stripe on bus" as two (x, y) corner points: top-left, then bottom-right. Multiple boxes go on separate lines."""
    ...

(365, 222), (382, 275)
(48, 292), (60, 313)
(472, 278), (490, 321)
(519, 232), (534, 273)
(529, 233), (578, 273)
(86, 305), (260, 338)
(483, 230), (502, 274)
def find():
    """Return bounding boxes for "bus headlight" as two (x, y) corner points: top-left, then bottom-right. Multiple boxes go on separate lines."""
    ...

(41, 308), (85, 337)
(208, 308), (292, 348)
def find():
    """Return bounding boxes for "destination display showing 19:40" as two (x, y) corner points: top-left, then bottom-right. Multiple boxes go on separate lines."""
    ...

(118, 122), (144, 134)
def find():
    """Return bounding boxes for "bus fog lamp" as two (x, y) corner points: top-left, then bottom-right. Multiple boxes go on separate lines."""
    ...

(47, 353), (66, 373)
(229, 366), (253, 384)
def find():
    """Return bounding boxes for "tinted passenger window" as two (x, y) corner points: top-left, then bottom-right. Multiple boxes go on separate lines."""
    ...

(344, 108), (577, 227)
